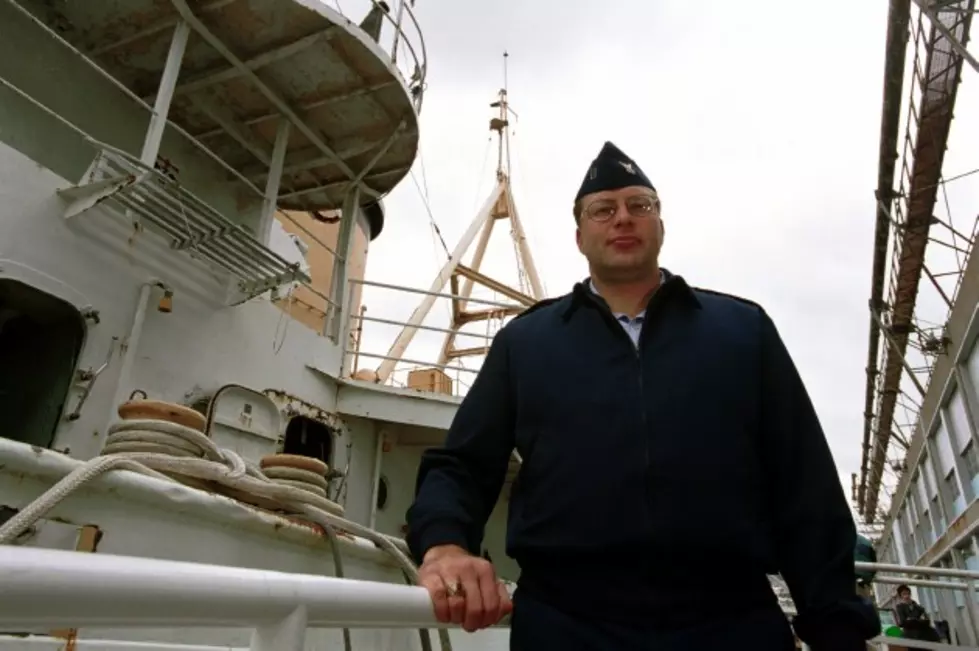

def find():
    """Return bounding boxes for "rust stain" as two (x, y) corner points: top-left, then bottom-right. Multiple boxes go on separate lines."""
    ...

(50, 525), (103, 648)
(234, 498), (353, 544)
(49, 628), (77, 651)
(264, 389), (344, 431)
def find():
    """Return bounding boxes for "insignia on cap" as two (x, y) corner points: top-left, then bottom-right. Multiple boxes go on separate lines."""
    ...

(573, 141), (655, 205)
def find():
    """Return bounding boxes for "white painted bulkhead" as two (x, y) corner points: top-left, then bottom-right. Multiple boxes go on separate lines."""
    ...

(0, 1), (512, 649)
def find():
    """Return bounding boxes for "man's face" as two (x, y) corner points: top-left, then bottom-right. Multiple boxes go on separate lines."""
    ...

(575, 185), (663, 283)
(899, 589), (911, 602)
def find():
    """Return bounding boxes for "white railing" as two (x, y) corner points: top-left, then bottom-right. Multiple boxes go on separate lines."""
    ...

(855, 561), (979, 649)
(378, 0), (427, 112)
(343, 278), (520, 395)
(5, 550), (979, 650)
(332, 0), (428, 112)
(0, 547), (445, 649)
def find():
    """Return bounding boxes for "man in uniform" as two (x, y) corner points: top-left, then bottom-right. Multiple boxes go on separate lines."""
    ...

(405, 142), (879, 650)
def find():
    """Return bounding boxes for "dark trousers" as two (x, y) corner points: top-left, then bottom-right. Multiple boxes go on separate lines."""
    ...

(510, 589), (796, 651)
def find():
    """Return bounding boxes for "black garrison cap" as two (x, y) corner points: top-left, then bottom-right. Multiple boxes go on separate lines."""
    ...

(574, 141), (655, 202)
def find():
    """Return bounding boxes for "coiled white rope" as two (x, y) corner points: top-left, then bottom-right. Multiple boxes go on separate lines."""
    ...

(0, 417), (450, 651)
(261, 465), (330, 499)
(97, 419), (346, 516)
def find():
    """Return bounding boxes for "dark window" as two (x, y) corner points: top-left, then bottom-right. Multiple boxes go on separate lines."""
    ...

(282, 416), (335, 467)
(0, 280), (85, 448)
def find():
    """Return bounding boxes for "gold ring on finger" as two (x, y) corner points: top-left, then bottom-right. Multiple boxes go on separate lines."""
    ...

(446, 580), (462, 597)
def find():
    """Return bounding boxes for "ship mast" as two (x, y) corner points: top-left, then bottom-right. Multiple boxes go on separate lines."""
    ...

(374, 52), (544, 385)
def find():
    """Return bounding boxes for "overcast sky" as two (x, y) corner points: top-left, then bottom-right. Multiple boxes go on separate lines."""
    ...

(340, 0), (979, 509)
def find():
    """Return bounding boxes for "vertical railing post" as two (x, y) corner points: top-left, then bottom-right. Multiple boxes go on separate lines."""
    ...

(140, 21), (191, 166)
(966, 579), (979, 645)
(101, 283), (152, 441)
(339, 285), (359, 377)
(249, 607), (307, 651)
(368, 427), (387, 529)
(327, 187), (360, 344)
(257, 117), (291, 245)
(390, 0), (406, 65)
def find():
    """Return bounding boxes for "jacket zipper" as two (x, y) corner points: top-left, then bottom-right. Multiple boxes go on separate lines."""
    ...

(634, 330), (652, 544)
(635, 346), (649, 464)
(578, 280), (675, 549)
(631, 290), (670, 543)
(601, 308), (653, 538)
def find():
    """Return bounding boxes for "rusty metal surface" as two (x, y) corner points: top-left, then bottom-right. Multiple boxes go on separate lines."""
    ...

(858, 0), (911, 518)
(264, 388), (345, 431)
(17, 0), (420, 211)
(860, 2), (975, 522)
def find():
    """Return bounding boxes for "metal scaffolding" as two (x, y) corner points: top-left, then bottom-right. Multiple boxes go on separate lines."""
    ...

(857, 0), (978, 523)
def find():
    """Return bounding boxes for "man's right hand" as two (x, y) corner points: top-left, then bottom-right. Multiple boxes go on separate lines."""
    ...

(417, 544), (513, 632)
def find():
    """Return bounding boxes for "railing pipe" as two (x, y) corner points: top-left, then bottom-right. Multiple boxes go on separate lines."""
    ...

(0, 547), (438, 629)
(350, 278), (524, 310)
(8, 552), (979, 631)
(857, 560), (979, 580)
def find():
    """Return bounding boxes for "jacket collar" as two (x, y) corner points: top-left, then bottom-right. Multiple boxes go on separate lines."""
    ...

(563, 268), (700, 322)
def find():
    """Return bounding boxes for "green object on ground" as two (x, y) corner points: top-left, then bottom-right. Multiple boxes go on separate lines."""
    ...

(884, 625), (903, 638)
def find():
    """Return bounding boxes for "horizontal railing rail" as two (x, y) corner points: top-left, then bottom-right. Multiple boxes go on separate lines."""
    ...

(857, 561), (979, 649)
(3, 552), (977, 620)
(344, 277), (515, 392)
(0, 546), (979, 651)
(865, 638), (979, 651)
(6, 551), (979, 649)
(0, 547), (439, 630)
(857, 560), (979, 581)
(350, 278), (523, 310)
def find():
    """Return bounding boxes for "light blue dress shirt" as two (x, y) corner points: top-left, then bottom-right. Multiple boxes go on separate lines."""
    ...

(588, 271), (663, 348)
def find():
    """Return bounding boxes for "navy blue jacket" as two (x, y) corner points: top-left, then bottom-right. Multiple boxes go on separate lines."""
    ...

(406, 272), (878, 648)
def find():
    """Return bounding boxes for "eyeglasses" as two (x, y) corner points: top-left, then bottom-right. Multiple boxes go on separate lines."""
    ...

(583, 195), (659, 222)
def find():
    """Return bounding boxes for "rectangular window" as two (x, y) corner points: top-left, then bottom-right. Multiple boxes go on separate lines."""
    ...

(962, 543), (979, 571)
(932, 495), (946, 533)
(964, 341), (979, 404)
(893, 519), (909, 565)
(908, 484), (921, 525)
(948, 388), (974, 453)
(954, 555), (968, 608)
(921, 508), (934, 544)
(936, 420), (957, 477)
(948, 469), (966, 517)
(962, 440), (979, 498)
(915, 472), (929, 510)
(923, 451), (940, 499)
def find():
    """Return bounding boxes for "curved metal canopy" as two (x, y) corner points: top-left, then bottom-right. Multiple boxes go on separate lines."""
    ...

(24, 0), (423, 212)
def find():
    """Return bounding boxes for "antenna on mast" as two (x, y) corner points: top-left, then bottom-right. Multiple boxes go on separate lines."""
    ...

(372, 52), (543, 387)
(503, 49), (509, 89)
(490, 51), (517, 181)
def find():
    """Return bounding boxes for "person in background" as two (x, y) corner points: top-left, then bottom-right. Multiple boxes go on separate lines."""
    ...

(893, 584), (940, 643)
(405, 141), (880, 650)
(855, 533), (877, 601)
